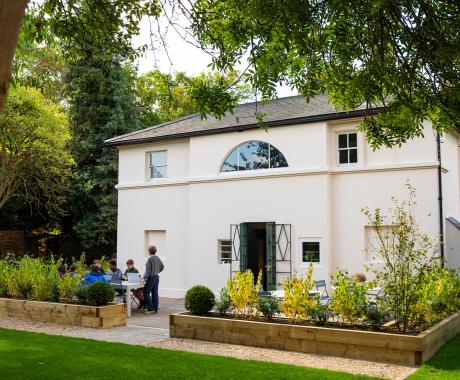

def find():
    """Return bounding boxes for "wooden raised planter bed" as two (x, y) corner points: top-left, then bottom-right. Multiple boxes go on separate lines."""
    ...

(0, 298), (127, 328)
(170, 312), (460, 365)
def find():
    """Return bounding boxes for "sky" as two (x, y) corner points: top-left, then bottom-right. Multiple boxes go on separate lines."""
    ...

(132, 15), (297, 99)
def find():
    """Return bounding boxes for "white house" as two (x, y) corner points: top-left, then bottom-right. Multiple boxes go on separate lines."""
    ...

(106, 94), (460, 298)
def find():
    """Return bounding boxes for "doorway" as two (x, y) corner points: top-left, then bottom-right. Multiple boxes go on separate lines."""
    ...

(246, 223), (267, 290)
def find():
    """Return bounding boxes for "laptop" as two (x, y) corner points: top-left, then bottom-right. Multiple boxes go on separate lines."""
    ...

(127, 273), (140, 283)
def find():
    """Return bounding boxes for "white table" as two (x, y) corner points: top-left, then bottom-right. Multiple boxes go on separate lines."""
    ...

(110, 281), (144, 318)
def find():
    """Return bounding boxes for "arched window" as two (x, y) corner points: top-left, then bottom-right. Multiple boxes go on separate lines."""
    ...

(221, 141), (288, 172)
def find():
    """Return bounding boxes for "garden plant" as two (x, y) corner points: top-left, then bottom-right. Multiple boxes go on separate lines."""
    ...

(0, 255), (115, 306)
(185, 188), (459, 334)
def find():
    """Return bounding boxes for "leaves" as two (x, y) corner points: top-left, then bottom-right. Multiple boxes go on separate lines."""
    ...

(0, 86), (72, 222)
(178, 0), (459, 147)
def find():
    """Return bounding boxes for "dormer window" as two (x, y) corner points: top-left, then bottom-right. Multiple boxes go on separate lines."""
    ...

(221, 141), (288, 172)
(148, 150), (167, 179)
(338, 132), (358, 165)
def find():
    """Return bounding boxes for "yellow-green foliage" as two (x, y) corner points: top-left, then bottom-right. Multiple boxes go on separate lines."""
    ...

(413, 267), (460, 329)
(31, 257), (61, 302)
(98, 256), (110, 273)
(280, 263), (316, 323)
(226, 270), (261, 317)
(72, 253), (89, 277)
(0, 261), (9, 296)
(330, 271), (369, 325)
(7, 257), (40, 299)
(57, 275), (81, 302)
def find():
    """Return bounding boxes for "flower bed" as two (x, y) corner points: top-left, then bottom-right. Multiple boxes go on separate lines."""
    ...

(0, 297), (126, 328)
(170, 311), (460, 365)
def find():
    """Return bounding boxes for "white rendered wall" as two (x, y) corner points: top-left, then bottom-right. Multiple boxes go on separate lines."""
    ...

(115, 119), (458, 297)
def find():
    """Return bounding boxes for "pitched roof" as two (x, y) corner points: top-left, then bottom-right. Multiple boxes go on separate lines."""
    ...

(105, 94), (380, 146)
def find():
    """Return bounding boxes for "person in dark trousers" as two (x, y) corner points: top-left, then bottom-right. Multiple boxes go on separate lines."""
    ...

(141, 246), (164, 314)
(124, 259), (145, 310)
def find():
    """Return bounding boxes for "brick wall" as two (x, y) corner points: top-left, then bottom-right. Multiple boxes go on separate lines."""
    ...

(0, 230), (25, 257)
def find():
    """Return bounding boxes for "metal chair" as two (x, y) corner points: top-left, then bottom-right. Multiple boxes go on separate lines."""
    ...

(109, 278), (126, 303)
(315, 280), (333, 304)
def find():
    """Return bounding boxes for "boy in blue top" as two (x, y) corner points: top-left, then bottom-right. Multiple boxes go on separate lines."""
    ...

(82, 265), (109, 285)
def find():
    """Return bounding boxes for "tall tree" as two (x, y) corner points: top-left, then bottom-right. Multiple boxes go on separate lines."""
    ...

(64, 56), (141, 249)
(0, 86), (72, 222)
(136, 70), (252, 127)
(174, 0), (459, 147)
(0, 0), (28, 110)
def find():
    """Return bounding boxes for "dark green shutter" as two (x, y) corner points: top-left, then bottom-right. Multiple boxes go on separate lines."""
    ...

(239, 223), (248, 272)
(265, 222), (276, 290)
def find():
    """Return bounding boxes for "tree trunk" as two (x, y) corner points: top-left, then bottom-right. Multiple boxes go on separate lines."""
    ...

(0, 0), (28, 111)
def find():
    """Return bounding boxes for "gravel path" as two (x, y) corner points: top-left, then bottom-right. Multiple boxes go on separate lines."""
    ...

(0, 317), (417, 380)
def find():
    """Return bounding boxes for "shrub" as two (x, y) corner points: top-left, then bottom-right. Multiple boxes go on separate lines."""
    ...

(363, 184), (457, 332)
(0, 261), (10, 296)
(57, 275), (81, 302)
(215, 287), (232, 316)
(184, 285), (216, 315)
(412, 266), (460, 329)
(257, 295), (279, 320)
(280, 263), (316, 323)
(227, 270), (261, 317)
(32, 258), (61, 302)
(364, 303), (389, 329)
(309, 300), (331, 326)
(86, 282), (115, 306)
(330, 271), (369, 325)
(7, 256), (39, 299)
(74, 285), (89, 304)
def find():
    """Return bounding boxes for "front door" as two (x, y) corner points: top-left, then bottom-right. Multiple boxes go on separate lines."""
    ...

(231, 222), (290, 291)
(237, 222), (276, 291)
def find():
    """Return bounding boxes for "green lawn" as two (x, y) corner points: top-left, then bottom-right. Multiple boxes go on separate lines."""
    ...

(0, 328), (375, 380)
(407, 334), (460, 380)
(0, 328), (459, 380)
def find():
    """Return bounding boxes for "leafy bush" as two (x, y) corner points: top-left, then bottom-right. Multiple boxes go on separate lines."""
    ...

(184, 285), (216, 315)
(310, 300), (331, 326)
(257, 295), (279, 320)
(0, 261), (9, 296)
(57, 275), (81, 302)
(7, 257), (38, 299)
(86, 282), (115, 306)
(215, 287), (232, 316)
(74, 285), (89, 304)
(280, 263), (316, 323)
(364, 303), (389, 329)
(330, 271), (369, 325)
(227, 270), (261, 317)
(32, 258), (61, 302)
(363, 184), (460, 332)
(413, 266), (460, 329)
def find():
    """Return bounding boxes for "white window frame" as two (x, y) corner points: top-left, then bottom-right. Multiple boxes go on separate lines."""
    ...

(299, 238), (322, 267)
(337, 132), (358, 166)
(218, 239), (232, 264)
(148, 150), (168, 179)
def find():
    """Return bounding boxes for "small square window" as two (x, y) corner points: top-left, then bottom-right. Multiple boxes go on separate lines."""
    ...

(338, 132), (358, 165)
(149, 151), (167, 179)
(302, 241), (320, 263)
(218, 240), (232, 264)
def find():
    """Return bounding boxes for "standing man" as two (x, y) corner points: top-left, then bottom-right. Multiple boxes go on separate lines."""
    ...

(142, 246), (164, 314)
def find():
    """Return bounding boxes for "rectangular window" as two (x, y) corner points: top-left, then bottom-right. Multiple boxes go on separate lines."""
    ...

(148, 151), (167, 179)
(338, 132), (358, 165)
(302, 241), (320, 263)
(218, 240), (232, 264)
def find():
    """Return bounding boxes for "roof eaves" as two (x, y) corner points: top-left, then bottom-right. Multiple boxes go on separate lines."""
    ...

(105, 107), (383, 147)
